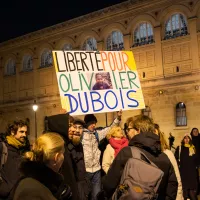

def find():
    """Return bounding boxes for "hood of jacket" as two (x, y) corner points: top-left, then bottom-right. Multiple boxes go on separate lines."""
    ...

(19, 161), (71, 199)
(47, 114), (69, 143)
(129, 132), (161, 156)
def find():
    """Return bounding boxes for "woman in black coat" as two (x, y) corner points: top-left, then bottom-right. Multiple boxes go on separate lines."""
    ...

(175, 134), (198, 200)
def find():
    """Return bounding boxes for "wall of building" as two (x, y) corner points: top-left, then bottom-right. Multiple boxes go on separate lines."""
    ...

(0, 0), (200, 145)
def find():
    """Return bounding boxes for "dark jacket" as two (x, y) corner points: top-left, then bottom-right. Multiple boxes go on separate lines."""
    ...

(102, 132), (178, 200)
(190, 134), (200, 166)
(0, 142), (23, 198)
(47, 114), (88, 200)
(68, 142), (90, 200)
(12, 161), (72, 200)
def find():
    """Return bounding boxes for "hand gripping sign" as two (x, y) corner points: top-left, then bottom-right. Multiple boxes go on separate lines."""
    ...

(52, 51), (145, 116)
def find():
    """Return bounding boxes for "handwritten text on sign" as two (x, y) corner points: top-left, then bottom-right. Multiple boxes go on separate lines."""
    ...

(52, 51), (145, 115)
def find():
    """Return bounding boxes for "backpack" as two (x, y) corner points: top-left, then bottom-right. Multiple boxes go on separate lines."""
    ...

(112, 147), (164, 200)
(0, 142), (8, 183)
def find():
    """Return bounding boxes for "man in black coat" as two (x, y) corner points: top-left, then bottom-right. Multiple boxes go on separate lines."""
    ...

(0, 120), (30, 199)
(102, 115), (178, 200)
(47, 114), (89, 200)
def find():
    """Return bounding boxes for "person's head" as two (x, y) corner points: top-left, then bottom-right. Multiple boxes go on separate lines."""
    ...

(154, 123), (169, 151)
(25, 132), (65, 172)
(133, 115), (155, 133)
(68, 115), (74, 140)
(70, 118), (85, 146)
(6, 120), (28, 143)
(84, 114), (97, 132)
(106, 127), (125, 140)
(181, 134), (192, 146)
(190, 128), (199, 137)
(95, 73), (103, 84)
(125, 117), (138, 140)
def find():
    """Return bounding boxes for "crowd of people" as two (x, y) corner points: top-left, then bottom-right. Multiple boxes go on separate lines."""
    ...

(0, 111), (199, 200)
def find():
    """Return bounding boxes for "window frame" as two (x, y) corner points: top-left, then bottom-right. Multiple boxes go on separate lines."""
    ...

(82, 37), (97, 51)
(5, 58), (16, 76)
(22, 55), (33, 72)
(176, 102), (187, 127)
(40, 49), (53, 68)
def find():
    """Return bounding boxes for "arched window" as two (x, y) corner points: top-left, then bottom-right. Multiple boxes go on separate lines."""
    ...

(82, 38), (97, 51)
(133, 22), (154, 47)
(63, 44), (73, 51)
(165, 13), (188, 40)
(40, 49), (53, 68)
(106, 31), (124, 51)
(176, 102), (187, 126)
(142, 106), (152, 118)
(5, 59), (16, 75)
(23, 55), (33, 71)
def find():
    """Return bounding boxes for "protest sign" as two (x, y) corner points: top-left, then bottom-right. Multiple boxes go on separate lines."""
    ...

(52, 51), (145, 115)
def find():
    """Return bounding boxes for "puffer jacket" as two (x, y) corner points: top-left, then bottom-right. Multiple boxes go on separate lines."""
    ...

(82, 118), (120, 173)
(102, 132), (178, 200)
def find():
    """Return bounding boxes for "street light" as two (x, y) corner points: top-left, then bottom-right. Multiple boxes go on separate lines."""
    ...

(32, 100), (38, 140)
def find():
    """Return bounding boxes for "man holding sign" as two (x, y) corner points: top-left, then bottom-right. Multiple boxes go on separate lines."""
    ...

(82, 111), (122, 200)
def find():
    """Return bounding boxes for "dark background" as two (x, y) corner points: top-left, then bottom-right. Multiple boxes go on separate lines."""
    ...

(0, 0), (127, 43)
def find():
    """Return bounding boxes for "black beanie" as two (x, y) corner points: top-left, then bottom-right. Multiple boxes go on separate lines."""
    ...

(84, 114), (97, 127)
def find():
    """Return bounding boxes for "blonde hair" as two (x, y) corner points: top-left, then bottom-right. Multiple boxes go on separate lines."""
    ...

(25, 132), (64, 164)
(154, 124), (169, 151)
(106, 127), (125, 140)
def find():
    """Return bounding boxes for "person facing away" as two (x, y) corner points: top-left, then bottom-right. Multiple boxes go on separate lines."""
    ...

(12, 132), (72, 200)
(82, 111), (122, 200)
(175, 134), (198, 200)
(68, 117), (90, 200)
(102, 115), (178, 200)
(102, 126), (128, 174)
(154, 123), (183, 200)
(92, 73), (110, 90)
(0, 120), (30, 199)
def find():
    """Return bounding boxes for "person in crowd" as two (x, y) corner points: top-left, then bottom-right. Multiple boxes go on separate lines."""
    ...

(102, 127), (128, 174)
(92, 73), (110, 90)
(175, 134), (198, 200)
(46, 113), (79, 200)
(82, 111), (122, 200)
(102, 115), (178, 200)
(12, 132), (71, 200)
(0, 120), (30, 199)
(68, 117), (90, 200)
(155, 124), (183, 200)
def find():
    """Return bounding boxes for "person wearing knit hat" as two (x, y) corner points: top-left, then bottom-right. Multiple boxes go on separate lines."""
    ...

(81, 110), (122, 200)
(175, 134), (198, 200)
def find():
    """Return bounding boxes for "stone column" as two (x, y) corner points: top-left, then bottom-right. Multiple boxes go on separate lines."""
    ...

(123, 33), (131, 50)
(15, 56), (20, 102)
(154, 26), (164, 77)
(188, 17), (200, 71)
(97, 41), (104, 51)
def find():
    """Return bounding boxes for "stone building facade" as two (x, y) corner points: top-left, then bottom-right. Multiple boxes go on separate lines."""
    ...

(0, 0), (200, 145)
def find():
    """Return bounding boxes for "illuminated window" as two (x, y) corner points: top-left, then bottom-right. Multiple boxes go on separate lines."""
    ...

(142, 106), (152, 118)
(176, 102), (187, 126)
(23, 55), (33, 71)
(40, 49), (52, 68)
(82, 38), (97, 51)
(106, 31), (124, 51)
(165, 13), (188, 40)
(5, 59), (16, 75)
(133, 22), (154, 47)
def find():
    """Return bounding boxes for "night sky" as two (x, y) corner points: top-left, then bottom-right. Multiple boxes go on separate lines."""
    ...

(0, 0), (127, 43)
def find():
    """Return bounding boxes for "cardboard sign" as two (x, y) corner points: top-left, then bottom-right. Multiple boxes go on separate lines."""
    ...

(52, 51), (145, 115)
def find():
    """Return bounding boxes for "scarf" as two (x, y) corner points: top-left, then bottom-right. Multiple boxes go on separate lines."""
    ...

(109, 137), (128, 157)
(184, 143), (195, 156)
(6, 135), (25, 149)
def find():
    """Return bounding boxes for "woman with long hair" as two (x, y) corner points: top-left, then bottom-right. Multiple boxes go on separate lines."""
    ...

(12, 132), (72, 200)
(154, 124), (183, 200)
(175, 134), (198, 200)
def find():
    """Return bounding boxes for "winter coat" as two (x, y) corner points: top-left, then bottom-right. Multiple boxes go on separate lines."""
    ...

(164, 149), (183, 200)
(0, 142), (23, 198)
(102, 132), (178, 200)
(190, 134), (200, 166)
(82, 118), (120, 173)
(175, 146), (198, 192)
(67, 142), (90, 200)
(102, 144), (115, 174)
(13, 161), (72, 200)
(47, 114), (79, 200)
